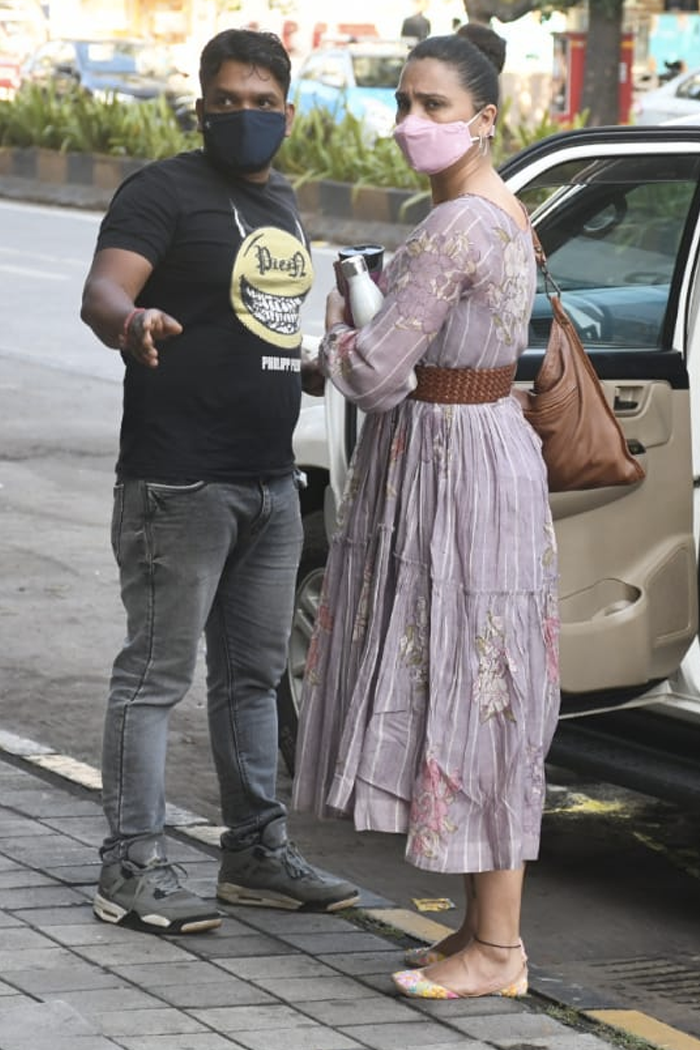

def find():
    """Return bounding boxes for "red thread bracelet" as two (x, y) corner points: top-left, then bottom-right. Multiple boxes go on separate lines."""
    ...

(118, 307), (146, 349)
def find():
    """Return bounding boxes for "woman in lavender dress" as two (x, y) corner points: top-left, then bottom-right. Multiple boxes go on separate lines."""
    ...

(292, 32), (560, 1000)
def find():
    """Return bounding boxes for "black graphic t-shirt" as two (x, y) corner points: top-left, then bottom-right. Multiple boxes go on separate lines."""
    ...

(96, 150), (314, 481)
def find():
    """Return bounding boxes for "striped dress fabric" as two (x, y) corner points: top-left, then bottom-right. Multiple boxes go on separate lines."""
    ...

(292, 195), (561, 874)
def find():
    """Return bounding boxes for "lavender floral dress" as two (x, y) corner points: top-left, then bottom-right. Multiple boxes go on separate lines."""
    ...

(292, 195), (560, 873)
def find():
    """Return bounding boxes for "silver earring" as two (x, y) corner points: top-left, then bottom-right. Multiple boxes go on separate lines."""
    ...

(479, 134), (488, 156)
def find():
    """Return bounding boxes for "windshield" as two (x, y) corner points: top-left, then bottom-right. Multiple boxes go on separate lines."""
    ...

(79, 41), (174, 77)
(351, 54), (404, 89)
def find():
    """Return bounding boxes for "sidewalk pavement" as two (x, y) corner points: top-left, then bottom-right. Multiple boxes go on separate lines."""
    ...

(0, 733), (647, 1050)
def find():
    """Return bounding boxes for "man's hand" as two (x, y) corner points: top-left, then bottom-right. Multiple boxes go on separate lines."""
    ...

(301, 359), (325, 397)
(122, 308), (183, 368)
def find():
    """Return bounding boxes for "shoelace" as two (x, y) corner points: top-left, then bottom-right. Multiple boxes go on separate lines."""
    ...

(279, 842), (315, 881)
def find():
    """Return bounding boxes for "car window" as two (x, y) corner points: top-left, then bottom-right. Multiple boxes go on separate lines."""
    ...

(298, 54), (327, 81)
(519, 153), (700, 350)
(351, 54), (404, 89)
(676, 72), (700, 101)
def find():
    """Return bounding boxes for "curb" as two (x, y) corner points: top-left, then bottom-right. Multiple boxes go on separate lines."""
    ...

(0, 146), (430, 249)
(1, 728), (698, 1050)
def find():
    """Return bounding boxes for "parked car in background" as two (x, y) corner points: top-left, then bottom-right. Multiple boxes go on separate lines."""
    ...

(290, 39), (409, 141)
(280, 126), (700, 807)
(0, 0), (46, 59)
(633, 65), (700, 124)
(0, 0), (46, 97)
(0, 49), (20, 98)
(19, 38), (196, 128)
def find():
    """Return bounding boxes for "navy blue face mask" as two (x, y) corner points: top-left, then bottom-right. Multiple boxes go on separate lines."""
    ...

(202, 109), (287, 177)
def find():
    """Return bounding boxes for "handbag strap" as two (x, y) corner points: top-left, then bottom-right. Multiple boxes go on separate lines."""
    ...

(530, 225), (562, 299)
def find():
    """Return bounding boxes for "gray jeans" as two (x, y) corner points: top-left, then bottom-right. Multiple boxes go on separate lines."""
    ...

(100, 475), (303, 864)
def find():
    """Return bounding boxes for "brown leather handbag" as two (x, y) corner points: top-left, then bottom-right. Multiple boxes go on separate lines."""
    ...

(516, 232), (646, 492)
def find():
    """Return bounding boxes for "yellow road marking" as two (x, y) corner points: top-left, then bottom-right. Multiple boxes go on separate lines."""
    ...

(587, 1010), (700, 1050)
(364, 907), (454, 942)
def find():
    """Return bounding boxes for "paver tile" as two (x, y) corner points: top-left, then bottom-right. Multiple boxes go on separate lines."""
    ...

(196, 933), (299, 958)
(216, 955), (338, 980)
(273, 932), (402, 954)
(36, 922), (162, 946)
(231, 1026), (365, 1050)
(45, 987), (168, 1013)
(0, 926), (61, 950)
(12, 904), (95, 926)
(0, 910), (22, 927)
(291, 995), (424, 1026)
(190, 1004), (313, 1031)
(41, 816), (109, 842)
(113, 961), (246, 988)
(412, 995), (524, 1018)
(7, 965), (127, 993)
(0, 857), (23, 872)
(340, 1021), (468, 1049)
(0, 884), (88, 908)
(518, 1037), (613, 1050)
(233, 911), (362, 935)
(119, 1035), (247, 1050)
(0, 999), (96, 1042)
(318, 951), (406, 976)
(75, 938), (198, 966)
(155, 979), (275, 1009)
(96, 1007), (208, 1036)
(0, 869), (58, 889)
(449, 1011), (572, 1042)
(251, 974), (370, 1002)
(0, 945), (80, 971)
(0, 818), (56, 838)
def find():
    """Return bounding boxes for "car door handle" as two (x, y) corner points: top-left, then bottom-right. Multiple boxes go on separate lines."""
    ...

(614, 395), (638, 411)
(614, 385), (643, 412)
(627, 438), (646, 455)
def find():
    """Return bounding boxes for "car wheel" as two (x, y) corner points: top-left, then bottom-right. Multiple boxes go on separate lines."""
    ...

(277, 509), (328, 776)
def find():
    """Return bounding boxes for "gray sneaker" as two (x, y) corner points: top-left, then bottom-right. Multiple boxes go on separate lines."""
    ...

(94, 858), (222, 934)
(217, 818), (360, 912)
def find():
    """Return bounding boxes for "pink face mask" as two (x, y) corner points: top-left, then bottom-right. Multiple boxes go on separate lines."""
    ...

(393, 112), (493, 175)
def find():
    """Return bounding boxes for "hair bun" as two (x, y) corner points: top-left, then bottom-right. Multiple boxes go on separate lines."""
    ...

(456, 23), (506, 73)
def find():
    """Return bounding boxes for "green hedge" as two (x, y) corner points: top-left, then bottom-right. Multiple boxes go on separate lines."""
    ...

(0, 84), (586, 190)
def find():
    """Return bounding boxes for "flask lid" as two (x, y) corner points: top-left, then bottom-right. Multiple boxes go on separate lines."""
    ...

(339, 254), (369, 279)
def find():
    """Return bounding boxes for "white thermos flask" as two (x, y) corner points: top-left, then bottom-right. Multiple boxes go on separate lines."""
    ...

(339, 254), (384, 327)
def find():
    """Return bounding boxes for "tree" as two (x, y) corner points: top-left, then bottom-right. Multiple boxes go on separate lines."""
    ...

(463, 0), (624, 125)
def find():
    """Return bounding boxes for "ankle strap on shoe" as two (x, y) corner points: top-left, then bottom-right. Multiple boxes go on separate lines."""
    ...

(474, 935), (521, 950)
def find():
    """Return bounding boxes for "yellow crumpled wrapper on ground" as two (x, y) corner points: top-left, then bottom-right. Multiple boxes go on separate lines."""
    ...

(412, 897), (456, 912)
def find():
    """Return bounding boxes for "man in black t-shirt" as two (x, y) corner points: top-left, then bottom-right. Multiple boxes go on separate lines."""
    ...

(81, 28), (358, 934)
(401, 1), (431, 41)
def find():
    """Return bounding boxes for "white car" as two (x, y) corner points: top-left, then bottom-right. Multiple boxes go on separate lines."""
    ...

(633, 66), (700, 124)
(280, 125), (700, 807)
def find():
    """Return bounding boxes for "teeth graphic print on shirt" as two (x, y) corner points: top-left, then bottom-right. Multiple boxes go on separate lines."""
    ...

(231, 227), (313, 350)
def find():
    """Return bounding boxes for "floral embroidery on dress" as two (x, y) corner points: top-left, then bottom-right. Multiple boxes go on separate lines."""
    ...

(407, 755), (462, 860)
(485, 230), (532, 347)
(474, 611), (517, 723)
(352, 564), (374, 644)
(304, 594), (334, 687)
(542, 515), (557, 573)
(390, 228), (479, 335)
(335, 462), (361, 530)
(321, 324), (356, 380)
(399, 596), (429, 686)
(523, 743), (545, 833)
(542, 590), (560, 686)
(389, 424), (408, 465)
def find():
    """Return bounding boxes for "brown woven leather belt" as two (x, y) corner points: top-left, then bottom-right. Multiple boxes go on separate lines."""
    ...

(409, 364), (516, 404)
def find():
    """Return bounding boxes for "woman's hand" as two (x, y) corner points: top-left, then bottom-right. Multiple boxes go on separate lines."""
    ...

(325, 288), (348, 331)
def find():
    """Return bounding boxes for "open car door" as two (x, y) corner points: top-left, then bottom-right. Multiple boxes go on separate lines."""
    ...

(500, 126), (700, 711)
